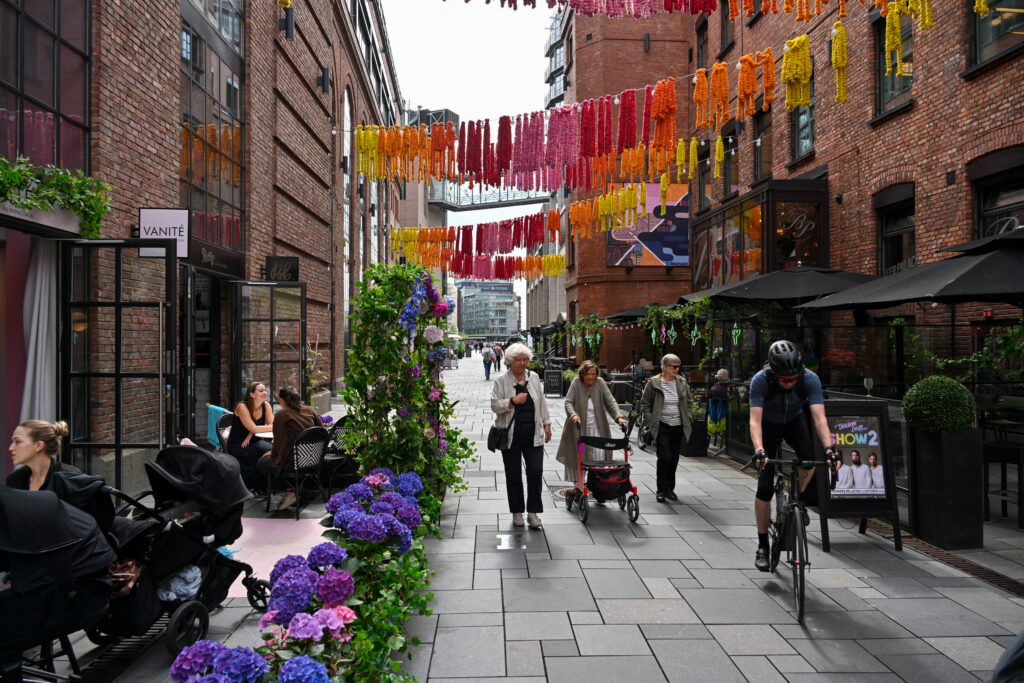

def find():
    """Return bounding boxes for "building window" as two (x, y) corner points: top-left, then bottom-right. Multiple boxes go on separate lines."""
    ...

(751, 0), (763, 15)
(720, 0), (734, 51)
(790, 64), (814, 161)
(879, 200), (915, 276)
(696, 19), (708, 69)
(722, 133), (739, 196)
(753, 109), (772, 181)
(697, 149), (711, 211)
(977, 170), (1024, 237)
(876, 15), (913, 113)
(974, 0), (1024, 64)
(0, 0), (90, 169)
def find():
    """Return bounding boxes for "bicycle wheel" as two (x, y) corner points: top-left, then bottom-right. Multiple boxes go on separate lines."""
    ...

(789, 505), (807, 623)
(768, 518), (783, 573)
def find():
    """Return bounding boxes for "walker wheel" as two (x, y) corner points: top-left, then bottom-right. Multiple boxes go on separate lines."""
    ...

(578, 495), (589, 524)
(627, 494), (640, 523)
(565, 491), (574, 511)
(165, 600), (209, 656)
(618, 496), (627, 509)
(245, 578), (272, 612)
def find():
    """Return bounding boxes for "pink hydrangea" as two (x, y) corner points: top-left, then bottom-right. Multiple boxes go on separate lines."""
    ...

(428, 387), (442, 402)
(423, 325), (444, 344)
(314, 605), (357, 639)
(432, 301), (449, 316)
(258, 611), (279, 632)
(363, 473), (390, 489)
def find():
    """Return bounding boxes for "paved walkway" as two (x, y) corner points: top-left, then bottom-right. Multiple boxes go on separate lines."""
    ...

(402, 360), (1024, 682)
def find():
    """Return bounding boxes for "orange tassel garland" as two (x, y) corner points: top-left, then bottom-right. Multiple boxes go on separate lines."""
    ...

(736, 54), (758, 121)
(693, 69), (709, 129)
(709, 62), (731, 131)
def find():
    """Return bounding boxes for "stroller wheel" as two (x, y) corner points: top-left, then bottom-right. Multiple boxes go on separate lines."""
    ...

(618, 495), (626, 509)
(165, 600), (209, 656)
(245, 578), (272, 612)
(577, 495), (589, 524)
(564, 491), (574, 511)
(626, 494), (640, 523)
(85, 626), (119, 646)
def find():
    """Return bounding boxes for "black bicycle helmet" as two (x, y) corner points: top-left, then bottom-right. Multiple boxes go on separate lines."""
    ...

(767, 340), (804, 376)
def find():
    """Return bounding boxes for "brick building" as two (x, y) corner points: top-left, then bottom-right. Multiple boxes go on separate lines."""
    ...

(686, 1), (1024, 390)
(1, 0), (401, 489)
(557, 8), (698, 372)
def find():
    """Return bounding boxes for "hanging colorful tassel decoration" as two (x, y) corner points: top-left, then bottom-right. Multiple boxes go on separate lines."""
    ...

(709, 62), (731, 131)
(693, 68), (709, 129)
(616, 89), (637, 154)
(676, 137), (686, 181)
(736, 54), (758, 121)
(831, 21), (848, 103)
(660, 172), (669, 218)
(641, 84), (653, 145)
(884, 3), (904, 76)
(754, 47), (777, 111)
(667, 325), (678, 344)
(714, 135), (724, 179)
(689, 136), (698, 179)
(781, 35), (813, 111)
(974, 0), (989, 16)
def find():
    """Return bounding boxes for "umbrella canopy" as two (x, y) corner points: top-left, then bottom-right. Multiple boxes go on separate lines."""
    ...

(940, 226), (1024, 255)
(798, 248), (1024, 310)
(605, 302), (666, 322)
(682, 266), (875, 303)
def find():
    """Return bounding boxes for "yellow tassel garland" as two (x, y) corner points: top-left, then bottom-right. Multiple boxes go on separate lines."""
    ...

(714, 135), (724, 179)
(831, 21), (848, 103)
(676, 138), (687, 181)
(689, 137), (698, 180)
(781, 35), (813, 111)
(884, 2), (904, 76)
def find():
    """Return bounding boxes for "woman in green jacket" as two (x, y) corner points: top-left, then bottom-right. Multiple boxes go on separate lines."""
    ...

(640, 354), (693, 503)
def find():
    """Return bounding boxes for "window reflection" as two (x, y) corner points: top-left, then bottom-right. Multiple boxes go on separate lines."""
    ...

(741, 200), (763, 278)
(775, 201), (821, 268)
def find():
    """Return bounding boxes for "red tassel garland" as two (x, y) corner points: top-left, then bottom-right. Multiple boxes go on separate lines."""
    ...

(641, 84), (653, 144)
(616, 89), (637, 154)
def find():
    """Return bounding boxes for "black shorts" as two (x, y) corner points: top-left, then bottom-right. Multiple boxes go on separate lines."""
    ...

(756, 416), (817, 502)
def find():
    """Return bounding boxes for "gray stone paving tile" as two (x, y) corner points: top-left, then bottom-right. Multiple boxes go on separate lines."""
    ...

(541, 523), (598, 546)
(405, 613), (438, 644)
(627, 523), (689, 538)
(429, 625), (504, 678)
(527, 558), (584, 577)
(475, 551), (528, 569)
(855, 638), (936, 656)
(550, 543), (628, 560)
(474, 568), (501, 589)
(504, 611), (574, 640)
(769, 654), (816, 673)
(506, 640), (545, 677)
(817, 587), (876, 611)
(583, 568), (652, 598)
(502, 577), (597, 612)
(503, 568), (529, 578)
(650, 638), (746, 682)
(783, 675), (903, 682)
(573, 624), (652, 655)
(541, 639), (580, 656)
(614, 535), (702, 561)
(876, 653), (980, 682)
(437, 612), (503, 627)
(697, 552), (757, 569)
(803, 568), (870, 589)
(922, 636), (1006, 671)
(545, 655), (667, 682)
(707, 624), (798, 655)
(774, 608), (915, 640)
(640, 623), (713, 639)
(870, 597), (1012, 637)
(398, 641), (431, 681)
(476, 527), (549, 553)
(691, 568), (756, 588)
(631, 559), (691, 578)
(862, 576), (942, 598)
(732, 655), (787, 682)
(422, 536), (476, 554)
(788, 638), (889, 673)
(693, 508), (754, 526)
(678, 588), (797, 624)
(668, 577), (702, 589)
(426, 559), (475, 590)
(579, 559), (632, 569)
(935, 585), (1024, 622)
(857, 558), (937, 578)
(597, 598), (700, 624)
(644, 576), (685, 598)
(429, 588), (503, 613)
(452, 512), (498, 527)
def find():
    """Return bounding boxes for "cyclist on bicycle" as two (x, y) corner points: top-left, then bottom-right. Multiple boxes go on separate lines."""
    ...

(749, 340), (836, 572)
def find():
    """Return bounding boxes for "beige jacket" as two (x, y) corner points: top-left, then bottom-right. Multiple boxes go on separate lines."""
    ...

(555, 377), (622, 477)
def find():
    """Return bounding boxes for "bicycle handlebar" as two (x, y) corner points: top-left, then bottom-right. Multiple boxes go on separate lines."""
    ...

(741, 457), (834, 472)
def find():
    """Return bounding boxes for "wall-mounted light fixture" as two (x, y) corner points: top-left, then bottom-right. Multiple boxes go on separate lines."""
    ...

(625, 266), (634, 274)
(665, 266), (674, 274)
(835, 192), (844, 204)
(369, 205), (376, 216)
(316, 67), (330, 94)
(339, 156), (348, 172)
(279, 7), (294, 40)
(644, 33), (651, 52)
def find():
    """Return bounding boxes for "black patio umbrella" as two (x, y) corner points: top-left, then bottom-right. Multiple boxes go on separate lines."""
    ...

(605, 302), (666, 322)
(682, 266), (875, 303)
(798, 247), (1024, 311)
(939, 226), (1024, 255)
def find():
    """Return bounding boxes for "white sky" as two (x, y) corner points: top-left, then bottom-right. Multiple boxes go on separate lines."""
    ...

(380, 0), (556, 327)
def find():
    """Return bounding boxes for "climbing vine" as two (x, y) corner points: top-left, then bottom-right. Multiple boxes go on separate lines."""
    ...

(563, 313), (606, 361)
(889, 318), (1024, 384)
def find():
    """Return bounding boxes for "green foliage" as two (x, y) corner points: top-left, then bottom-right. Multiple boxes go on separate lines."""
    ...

(563, 313), (606, 361)
(561, 368), (577, 383)
(889, 319), (1024, 384)
(902, 375), (976, 433)
(305, 340), (330, 406)
(0, 156), (110, 238)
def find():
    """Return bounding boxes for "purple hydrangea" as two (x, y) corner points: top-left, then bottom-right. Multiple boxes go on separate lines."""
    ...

(169, 640), (225, 682)
(380, 492), (407, 508)
(316, 567), (355, 607)
(347, 514), (388, 543)
(398, 406), (411, 417)
(287, 612), (324, 641)
(267, 567), (316, 625)
(369, 500), (395, 515)
(346, 482), (373, 501)
(325, 491), (355, 515)
(269, 555), (308, 587)
(369, 467), (394, 477)
(395, 472), (423, 497)
(428, 387), (443, 402)
(306, 542), (347, 570)
(394, 503), (422, 531)
(393, 525), (413, 554)
(424, 273), (440, 305)
(191, 675), (230, 683)
(333, 507), (365, 531)
(320, 415), (333, 426)
(277, 655), (329, 683)
(314, 605), (357, 639)
(408, 364), (421, 379)
(210, 646), (269, 683)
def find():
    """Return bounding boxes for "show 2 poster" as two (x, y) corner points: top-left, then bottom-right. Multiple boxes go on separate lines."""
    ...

(606, 182), (690, 267)
(826, 415), (887, 500)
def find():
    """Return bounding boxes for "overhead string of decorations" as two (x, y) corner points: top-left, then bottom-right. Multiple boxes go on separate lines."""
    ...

(390, 212), (567, 281)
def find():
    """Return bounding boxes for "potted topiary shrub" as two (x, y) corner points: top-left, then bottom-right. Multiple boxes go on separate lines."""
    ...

(902, 375), (982, 550)
(561, 368), (577, 397)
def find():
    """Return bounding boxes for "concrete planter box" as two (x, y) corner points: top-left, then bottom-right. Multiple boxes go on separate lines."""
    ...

(914, 428), (984, 550)
(312, 388), (333, 417)
(0, 200), (82, 235)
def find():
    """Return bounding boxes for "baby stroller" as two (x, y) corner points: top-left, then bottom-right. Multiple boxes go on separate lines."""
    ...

(0, 486), (115, 682)
(84, 444), (271, 655)
(564, 427), (640, 525)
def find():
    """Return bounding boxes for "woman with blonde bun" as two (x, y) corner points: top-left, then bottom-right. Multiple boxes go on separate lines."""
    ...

(6, 419), (80, 491)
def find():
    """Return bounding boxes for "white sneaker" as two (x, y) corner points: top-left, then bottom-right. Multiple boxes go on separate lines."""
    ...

(527, 513), (543, 529)
(277, 491), (297, 511)
(512, 513), (525, 527)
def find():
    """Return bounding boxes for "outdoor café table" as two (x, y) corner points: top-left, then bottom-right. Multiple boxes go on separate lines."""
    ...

(256, 431), (273, 440)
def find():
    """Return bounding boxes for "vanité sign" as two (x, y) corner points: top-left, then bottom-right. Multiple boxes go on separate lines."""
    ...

(139, 208), (189, 257)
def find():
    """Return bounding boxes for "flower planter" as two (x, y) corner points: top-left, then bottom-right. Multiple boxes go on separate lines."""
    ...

(913, 428), (984, 550)
(686, 419), (708, 456)
(0, 200), (82, 235)
(312, 388), (333, 416)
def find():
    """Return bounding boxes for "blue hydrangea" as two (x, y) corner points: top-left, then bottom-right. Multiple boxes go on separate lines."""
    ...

(369, 500), (395, 515)
(210, 646), (269, 683)
(347, 514), (388, 543)
(380, 492), (407, 508)
(269, 555), (308, 586)
(190, 675), (230, 683)
(395, 472), (423, 497)
(369, 467), (394, 478)
(306, 542), (347, 570)
(394, 502), (422, 531)
(346, 482), (373, 501)
(333, 507), (366, 531)
(169, 640), (225, 682)
(325, 490), (355, 515)
(268, 567), (316, 625)
(277, 655), (329, 683)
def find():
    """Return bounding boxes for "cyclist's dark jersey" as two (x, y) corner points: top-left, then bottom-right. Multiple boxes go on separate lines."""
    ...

(749, 367), (824, 425)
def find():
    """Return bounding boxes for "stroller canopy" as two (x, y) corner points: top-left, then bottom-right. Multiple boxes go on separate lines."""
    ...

(48, 470), (116, 534)
(147, 445), (252, 514)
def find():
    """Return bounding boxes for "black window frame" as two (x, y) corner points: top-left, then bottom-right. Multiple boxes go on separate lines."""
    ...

(719, 0), (734, 55)
(976, 169), (1024, 238)
(722, 128), (739, 199)
(875, 184), (916, 277)
(696, 18), (708, 69)
(970, 0), (1024, 68)
(753, 107), (772, 182)
(789, 61), (815, 163)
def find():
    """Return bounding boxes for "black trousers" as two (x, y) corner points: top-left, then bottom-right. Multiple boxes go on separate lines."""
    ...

(502, 435), (545, 513)
(756, 415), (817, 502)
(229, 438), (272, 490)
(656, 422), (685, 493)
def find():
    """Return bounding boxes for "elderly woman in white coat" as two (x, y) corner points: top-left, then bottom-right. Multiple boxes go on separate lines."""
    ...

(555, 360), (626, 483)
(640, 353), (692, 503)
(490, 342), (552, 529)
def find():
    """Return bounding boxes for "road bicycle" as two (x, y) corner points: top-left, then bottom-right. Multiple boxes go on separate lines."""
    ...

(745, 453), (834, 624)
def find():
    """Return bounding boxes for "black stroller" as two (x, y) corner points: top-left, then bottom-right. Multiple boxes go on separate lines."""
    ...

(83, 445), (271, 655)
(564, 429), (641, 525)
(0, 486), (115, 682)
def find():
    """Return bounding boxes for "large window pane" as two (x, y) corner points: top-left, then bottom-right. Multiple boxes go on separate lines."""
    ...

(60, 0), (88, 50)
(0, 5), (16, 86)
(790, 70), (814, 161)
(776, 201), (822, 268)
(979, 172), (1024, 237)
(880, 205), (915, 275)
(878, 18), (912, 113)
(723, 206), (742, 283)
(976, 0), (1024, 62)
(23, 20), (55, 107)
(23, 104), (55, 165)
(754, 111), (771, 181)
(25, 0), (54, 29)
(0, 87), (17, 162)
(60, 44), (86, 121)
(741, 200), (763, 278)
(60, 118), (85, 171)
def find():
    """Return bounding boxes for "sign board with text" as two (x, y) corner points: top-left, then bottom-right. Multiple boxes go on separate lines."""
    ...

(139, 208), (189, 257)
(544, 369), (563, 397)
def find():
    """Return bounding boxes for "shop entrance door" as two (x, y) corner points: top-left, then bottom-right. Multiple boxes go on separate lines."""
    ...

(179, 267), (221, 445)
(60, 239), (176, 492)
(231, 281), (306, 407)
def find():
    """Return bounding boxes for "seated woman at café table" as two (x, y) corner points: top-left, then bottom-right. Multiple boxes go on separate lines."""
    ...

(227, 381), (275, 492)
(258, 386), (318, 510)
(6, 419), (80, 491)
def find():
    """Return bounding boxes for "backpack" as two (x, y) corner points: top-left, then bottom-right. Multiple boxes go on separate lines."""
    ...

(762, 363), (810, 408)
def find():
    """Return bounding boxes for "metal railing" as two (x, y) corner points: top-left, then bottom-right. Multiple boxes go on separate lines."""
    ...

(426, 180), (549, 211)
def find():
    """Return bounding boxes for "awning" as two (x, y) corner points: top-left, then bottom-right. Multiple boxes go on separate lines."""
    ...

(682, 266), (875, 304)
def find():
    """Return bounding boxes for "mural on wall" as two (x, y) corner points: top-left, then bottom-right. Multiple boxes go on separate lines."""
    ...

(606, 182), (690, 267)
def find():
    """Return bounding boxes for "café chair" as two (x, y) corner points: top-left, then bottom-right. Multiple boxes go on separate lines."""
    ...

(265, 426), (330, 520)
(322, 416), (358, 493)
